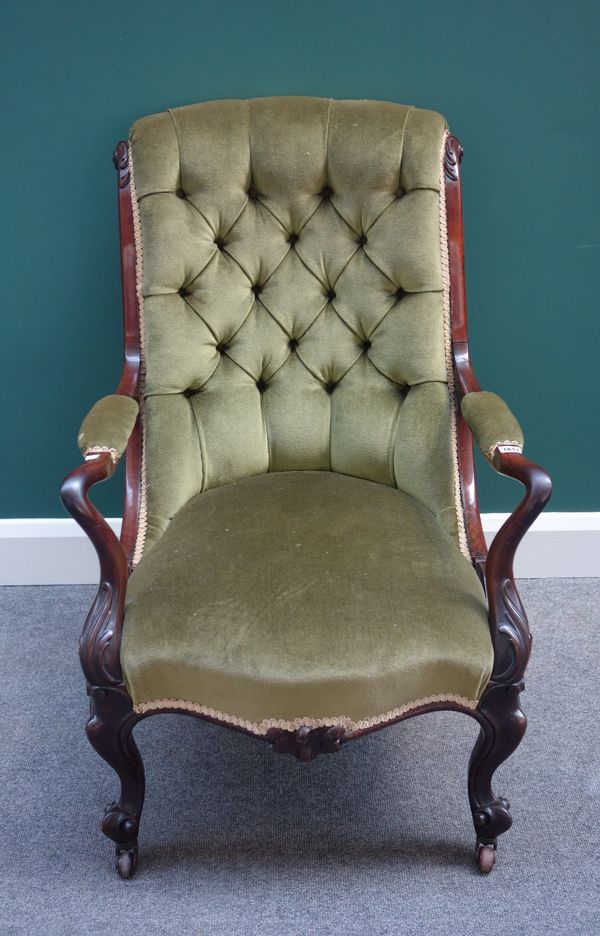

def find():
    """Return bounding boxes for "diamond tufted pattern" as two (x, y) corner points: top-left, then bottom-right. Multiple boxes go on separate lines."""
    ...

(130, 97), (458, 552)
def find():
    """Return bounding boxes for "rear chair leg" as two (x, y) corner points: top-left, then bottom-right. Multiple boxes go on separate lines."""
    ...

(468, 681), (526, 873)
(86, 685), (145, 878)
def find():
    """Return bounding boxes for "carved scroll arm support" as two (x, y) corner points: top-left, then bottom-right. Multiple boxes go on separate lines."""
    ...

(60, 451), (129, 687)
(484, 451), (553, 684)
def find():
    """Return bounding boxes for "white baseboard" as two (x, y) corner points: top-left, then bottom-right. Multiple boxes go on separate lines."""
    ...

(481, 512), (599, 578)
(0, 513), (598, 585)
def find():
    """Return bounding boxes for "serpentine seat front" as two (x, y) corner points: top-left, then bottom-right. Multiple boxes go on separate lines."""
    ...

(122, 470), (493, 732)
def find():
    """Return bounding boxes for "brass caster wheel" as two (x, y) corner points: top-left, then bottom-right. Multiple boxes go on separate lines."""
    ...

(115, 844), (138, 879)
(477, 842), (496, 874)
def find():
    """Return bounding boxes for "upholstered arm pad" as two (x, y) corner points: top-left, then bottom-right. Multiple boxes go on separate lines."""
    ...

(461, 391), (524, 461)
(77, 394), (139, 461)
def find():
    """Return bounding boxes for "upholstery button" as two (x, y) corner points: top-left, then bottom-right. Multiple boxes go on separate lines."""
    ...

(287, 233), (299, 245)
(178, 286), (188, 297)
(256, 377), (268, 393)
(357, 234), (368, 246)
(324, 381), (337, 394)
(214, 238), (225, 251)
(248, 187), (258, 200)
(183, 387), (202, 397)
(288, 337), (299, 350)
(320, 184), (333, 199)
(396, 186), (406, 199)
(327, 289), (336, 302)
(175, 188), (186, 199)
(395, 287), (406, 301)
(216, 341), (229, 354)
(362, 338), (371, 350)
(252, 284), (263, 297)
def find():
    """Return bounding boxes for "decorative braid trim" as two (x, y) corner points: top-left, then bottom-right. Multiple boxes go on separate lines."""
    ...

(486, 440), (523, 460)
(129, 149), (149, 568)
(133, 693), (479, 735)
(439, 129), (470, 559)
(84, 446), (119, 463)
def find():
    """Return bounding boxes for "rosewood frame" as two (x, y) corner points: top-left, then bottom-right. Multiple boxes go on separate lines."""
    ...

(60, 135), (552, 878)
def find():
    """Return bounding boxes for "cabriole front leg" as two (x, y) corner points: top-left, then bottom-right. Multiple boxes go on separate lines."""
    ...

(61, 454), (143, 877)
(86, 685), (145, 878)
(467, 451), (551, 872)
(468, 681), (527, 872)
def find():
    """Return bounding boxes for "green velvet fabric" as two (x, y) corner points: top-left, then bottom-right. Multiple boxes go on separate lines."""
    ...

(77, 394), (138, 458)
(122, 472), (493, 725)
(129, 98), (461, 552)
(461, 391), (524, 458)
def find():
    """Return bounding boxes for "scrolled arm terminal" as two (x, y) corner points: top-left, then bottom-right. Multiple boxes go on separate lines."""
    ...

(61, 393), (138, 687)
(460, 389), (552, 690)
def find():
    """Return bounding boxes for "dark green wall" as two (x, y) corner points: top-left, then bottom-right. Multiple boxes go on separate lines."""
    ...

(2, 0), (598, 517)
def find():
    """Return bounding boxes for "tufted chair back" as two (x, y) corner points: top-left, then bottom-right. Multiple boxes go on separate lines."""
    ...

(129, 97), (462, 553)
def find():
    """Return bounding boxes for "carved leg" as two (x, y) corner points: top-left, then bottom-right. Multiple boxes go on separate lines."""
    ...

(468, 681), (526, 873)
(85, 685), (145, 879)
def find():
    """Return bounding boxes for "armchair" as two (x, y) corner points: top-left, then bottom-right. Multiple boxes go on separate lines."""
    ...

(61, 97), (551, 879)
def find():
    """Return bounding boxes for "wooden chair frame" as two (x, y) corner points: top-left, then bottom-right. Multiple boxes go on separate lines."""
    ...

(60, 134), (552, 879)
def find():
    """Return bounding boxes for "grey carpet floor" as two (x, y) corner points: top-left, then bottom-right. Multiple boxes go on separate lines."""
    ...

(0, 580), (598, 936)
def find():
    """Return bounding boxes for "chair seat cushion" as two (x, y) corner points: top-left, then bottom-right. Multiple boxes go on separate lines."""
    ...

(122, 471), (493, 734)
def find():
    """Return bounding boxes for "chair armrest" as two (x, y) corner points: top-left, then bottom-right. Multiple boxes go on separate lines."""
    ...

(461, 391), (524, 461)
(481, 447), (552, 687)
(77, 394), (139, 461)
(460, 388), (552, 686)
(60, 447), (130, 687)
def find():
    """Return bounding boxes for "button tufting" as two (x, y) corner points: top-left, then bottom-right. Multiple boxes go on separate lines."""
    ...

(129, 102), (470, 521)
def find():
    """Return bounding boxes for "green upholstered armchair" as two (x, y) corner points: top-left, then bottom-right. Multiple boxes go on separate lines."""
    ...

(60, 97), (552, 879)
